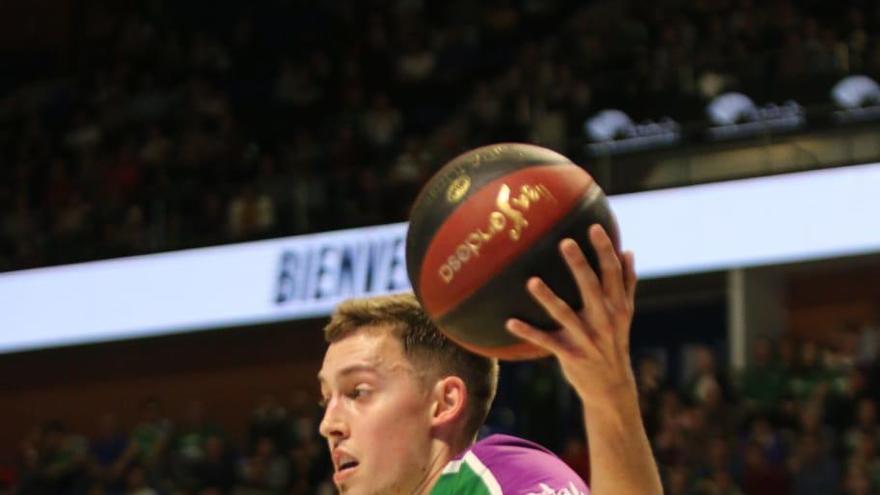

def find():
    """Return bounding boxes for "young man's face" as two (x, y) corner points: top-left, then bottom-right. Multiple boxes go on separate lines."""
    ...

(318, 327), (438, 495)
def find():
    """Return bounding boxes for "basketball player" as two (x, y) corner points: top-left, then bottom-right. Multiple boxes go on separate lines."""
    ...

(317, 225), (663, 494)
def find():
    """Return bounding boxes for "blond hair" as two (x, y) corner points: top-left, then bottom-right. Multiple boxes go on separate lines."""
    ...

(324, 292), (498, 441)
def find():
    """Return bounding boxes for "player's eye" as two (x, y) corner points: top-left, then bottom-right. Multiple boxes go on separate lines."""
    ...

(318, 396), (329, 409)
(348, 386), (372, 400)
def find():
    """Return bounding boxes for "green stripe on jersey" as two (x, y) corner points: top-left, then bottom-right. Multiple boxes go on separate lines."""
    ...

(430, 452), (501, 495)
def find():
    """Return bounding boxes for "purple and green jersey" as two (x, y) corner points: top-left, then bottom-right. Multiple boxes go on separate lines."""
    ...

(430, 434), (589, 495)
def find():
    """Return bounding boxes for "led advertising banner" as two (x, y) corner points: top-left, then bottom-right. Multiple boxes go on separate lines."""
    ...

(2, 163), (880, 353)
(0, 223), (410, 354)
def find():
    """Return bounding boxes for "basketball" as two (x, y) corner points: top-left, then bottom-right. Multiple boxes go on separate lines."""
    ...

(406, 143), (620, 360)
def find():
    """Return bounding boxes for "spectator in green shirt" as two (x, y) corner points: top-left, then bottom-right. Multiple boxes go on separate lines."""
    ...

(738, 337), (788, 415)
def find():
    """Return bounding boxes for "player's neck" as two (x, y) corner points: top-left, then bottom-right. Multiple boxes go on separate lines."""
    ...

(409, 438), (459, 495)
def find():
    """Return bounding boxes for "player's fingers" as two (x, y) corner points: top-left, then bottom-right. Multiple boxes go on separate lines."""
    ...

(505, 318), (560, 354)
(622, 250), (638, 307)
(617, 251), (637, 353)
(589, 225), (626, 308)
(525, 277), (590, 339)
(506, 318), (600, 359)
(558, 238), (611, 330)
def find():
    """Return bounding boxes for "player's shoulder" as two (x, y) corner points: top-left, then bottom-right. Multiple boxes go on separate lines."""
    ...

(432, 434), (589, 495)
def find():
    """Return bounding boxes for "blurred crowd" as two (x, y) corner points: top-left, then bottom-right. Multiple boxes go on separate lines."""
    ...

(7, 323), (880, 495)
(5, 1), (880, 494)
(12, 393), (334, 495)
(641, 326), (880, 495)
(2, 0), (880, 272)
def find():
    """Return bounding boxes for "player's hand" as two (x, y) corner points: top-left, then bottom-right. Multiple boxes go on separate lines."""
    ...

(505, 224), (638, 407)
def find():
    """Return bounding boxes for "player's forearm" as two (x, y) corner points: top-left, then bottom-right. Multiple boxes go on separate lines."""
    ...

(581, 381), (663, 495)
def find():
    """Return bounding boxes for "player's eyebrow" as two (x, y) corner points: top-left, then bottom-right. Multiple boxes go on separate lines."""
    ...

(317, 363), (380, 384)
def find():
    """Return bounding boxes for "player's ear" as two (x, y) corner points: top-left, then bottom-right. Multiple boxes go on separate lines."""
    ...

(430, 375), (467, 428)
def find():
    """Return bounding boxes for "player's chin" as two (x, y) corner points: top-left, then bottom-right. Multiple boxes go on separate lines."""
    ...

(334, 480), (352, 494)
(334, 475), (361, 494)
(335, 482), (369, 495)
(337, 478), (389, 495)
(334, 462), (362, 489)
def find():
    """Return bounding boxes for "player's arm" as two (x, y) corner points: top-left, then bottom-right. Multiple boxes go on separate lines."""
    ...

(506, 225), (663, 495)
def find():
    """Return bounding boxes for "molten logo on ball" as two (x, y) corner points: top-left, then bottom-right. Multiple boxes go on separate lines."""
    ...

(438, 183), (556, 284)
(446, 175), (471, 203)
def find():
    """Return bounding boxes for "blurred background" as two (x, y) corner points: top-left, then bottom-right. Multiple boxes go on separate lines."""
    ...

(1, 0), (880, 494)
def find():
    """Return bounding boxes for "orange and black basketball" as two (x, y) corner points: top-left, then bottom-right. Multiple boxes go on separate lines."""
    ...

(406, 143), (620, 360)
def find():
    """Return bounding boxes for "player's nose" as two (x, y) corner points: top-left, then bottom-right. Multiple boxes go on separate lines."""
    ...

(319, 398), (349, 440)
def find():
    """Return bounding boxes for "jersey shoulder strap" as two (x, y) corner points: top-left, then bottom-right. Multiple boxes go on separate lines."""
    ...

(431, 450), (502, 495)
(430, 434), (589, 495)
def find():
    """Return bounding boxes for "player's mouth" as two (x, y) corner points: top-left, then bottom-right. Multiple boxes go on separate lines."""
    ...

(333, 451), (360, 484)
